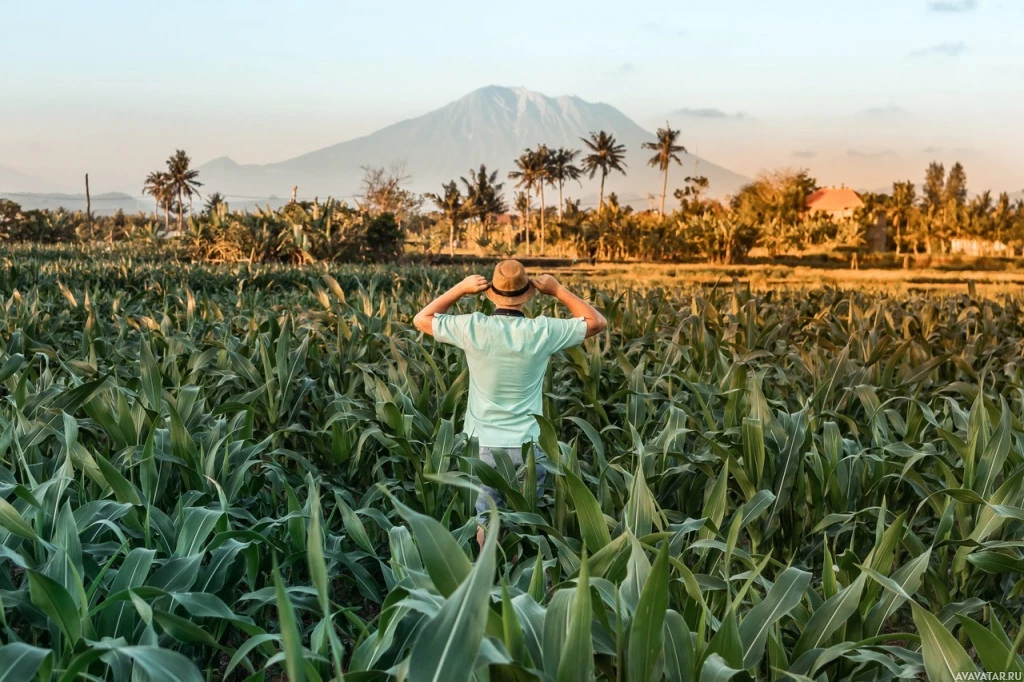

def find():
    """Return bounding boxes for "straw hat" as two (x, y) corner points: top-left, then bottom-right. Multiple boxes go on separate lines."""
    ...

(486, 260), (536, 306)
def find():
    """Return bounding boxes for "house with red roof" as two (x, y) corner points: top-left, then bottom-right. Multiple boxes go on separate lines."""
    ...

(805, 187), (865, 220)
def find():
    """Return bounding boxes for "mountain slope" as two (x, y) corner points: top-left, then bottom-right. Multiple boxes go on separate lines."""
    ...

(0, 166), (63, 194)
(199, 86), (749, 205)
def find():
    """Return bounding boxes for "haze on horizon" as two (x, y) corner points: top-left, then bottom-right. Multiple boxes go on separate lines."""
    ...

(3, 0), (1022, 197)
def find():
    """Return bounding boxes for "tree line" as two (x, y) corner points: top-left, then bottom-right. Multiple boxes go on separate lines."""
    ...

(2, 131), (1022, 264)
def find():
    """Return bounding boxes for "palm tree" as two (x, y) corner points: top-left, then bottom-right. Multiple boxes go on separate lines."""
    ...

(165, 150), (203, 232)
(642, 123), (686, 216)
(532, 145), (553, 253)
(513, 191), (533, 252)
(203, 192), (226, 215)
(890, 181), (916, 255)
(547, 147), (582, 221)
(460, 164), (507, 240)
(508, 149), (546, 255)
(427, 181), (468, 257)
(142, 171), (171, 229)
(580, 131), (627, 212)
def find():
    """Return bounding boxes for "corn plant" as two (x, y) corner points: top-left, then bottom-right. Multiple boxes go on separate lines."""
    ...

(0, 244), (1022, 680)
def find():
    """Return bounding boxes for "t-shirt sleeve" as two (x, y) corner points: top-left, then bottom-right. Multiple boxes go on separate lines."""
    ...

(432, 313), (469, 348)
(543, 316), (588, 354)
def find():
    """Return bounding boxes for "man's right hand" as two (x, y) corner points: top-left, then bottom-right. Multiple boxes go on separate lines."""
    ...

(532, 274), (562, 296)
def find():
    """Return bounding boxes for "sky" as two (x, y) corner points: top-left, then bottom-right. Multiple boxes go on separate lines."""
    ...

(2, 0), (1022, 195)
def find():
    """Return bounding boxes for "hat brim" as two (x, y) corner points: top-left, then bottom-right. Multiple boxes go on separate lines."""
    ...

(486, 282), (536, 306)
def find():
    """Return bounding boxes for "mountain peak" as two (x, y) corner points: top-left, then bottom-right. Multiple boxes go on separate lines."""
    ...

(202, 156), (240, 169)
(199, 86), (749, 202)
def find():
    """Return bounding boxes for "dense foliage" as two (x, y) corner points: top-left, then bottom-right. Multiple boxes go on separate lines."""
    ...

(5, 148), (1023, 266)
(0, 246), (1023, 681)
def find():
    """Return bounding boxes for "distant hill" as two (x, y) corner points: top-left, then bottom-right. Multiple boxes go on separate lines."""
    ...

(198, 86), (750, 207)
(0, 191), (139, 215)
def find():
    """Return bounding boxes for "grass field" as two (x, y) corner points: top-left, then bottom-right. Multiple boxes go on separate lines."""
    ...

(544, 260), (1024, 295)
(0, 245), (1022, 681)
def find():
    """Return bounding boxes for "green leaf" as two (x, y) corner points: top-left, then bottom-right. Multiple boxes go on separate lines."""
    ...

(765, 408), (808, 538)
(528, 551), (546, 602)
(173, 507), (223, 558)
(627, 542), (670, 682)
(501, 581), (528, 665)
(98, 548), (156, 638)
(0, 497), (37, 542)
(94, 451), (143, 506)
(966, 551), (1024, 575)
(663, 610), (694, 682)
(0, 353), (25, 383)
(534, 414), (562, 466)
(557, 549), (594, 682)
(28, 569), (82, 645)
(154, 609), (225, 648)
(139, 337), (162, 412)
(307, 480), (329, 612)
(794, 572), (866, 657)
(391, 497), (471, 598)
(624, 462), (657, 538)
(273, 556), (306, 682)
(120, 646), (204, 682)
(957, 616), (1024, 677)
(0, 642), (51, 682)
(699, 653), (742, 682)
(564, 468), (611, 552)
(742, 417), (766, 485)
(865, 550), (931, 637)
(408, 507), (499, 682)
(974, 396), (1011, 498)
(739, 567), (811, 668)
(911, 603), (977, 682)
(706, 608), (743, 670)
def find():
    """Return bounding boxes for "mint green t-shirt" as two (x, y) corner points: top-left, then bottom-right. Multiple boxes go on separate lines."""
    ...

(432, 312), (587, 448)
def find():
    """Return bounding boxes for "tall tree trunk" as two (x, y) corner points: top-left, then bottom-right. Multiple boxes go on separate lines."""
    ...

(84, 173), (92, 235)
(557, 180), (564, 220)
(895, 217), (902, 256)
(539, 182), (546, 254)
(449, 218), (455, 258)
(177, 188), (184, 232)
(660, 165), (668, 217)
(525, 190), (531, 256)
(599, 171), (606, 212)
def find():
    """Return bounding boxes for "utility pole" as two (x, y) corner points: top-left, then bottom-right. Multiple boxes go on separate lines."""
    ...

(85, 173), (93, 233)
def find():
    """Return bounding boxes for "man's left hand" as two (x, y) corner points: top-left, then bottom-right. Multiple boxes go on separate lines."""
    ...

(458, 275), (490, 295)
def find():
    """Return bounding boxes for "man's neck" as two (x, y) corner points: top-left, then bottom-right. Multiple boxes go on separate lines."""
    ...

(492, 306), (526, 317)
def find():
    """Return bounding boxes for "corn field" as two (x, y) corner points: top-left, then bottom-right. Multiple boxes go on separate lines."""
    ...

(0, 245), (1022, 681)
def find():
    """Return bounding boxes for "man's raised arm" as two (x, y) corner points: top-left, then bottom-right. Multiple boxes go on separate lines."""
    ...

(532, 274), (607, 338)
(413, 275), (489, 335)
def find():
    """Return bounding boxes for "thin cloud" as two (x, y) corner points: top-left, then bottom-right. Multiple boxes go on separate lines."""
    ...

(848, 149), (897, 159)
(618, 63), (635, 75)
(927, 0), (977, 12)
(792, 151), (816, 159)
(908, 41), (969, 57)
(673, 107), (749, 120)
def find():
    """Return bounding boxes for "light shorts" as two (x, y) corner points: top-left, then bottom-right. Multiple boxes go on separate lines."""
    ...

(474, 443), (547, 519)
